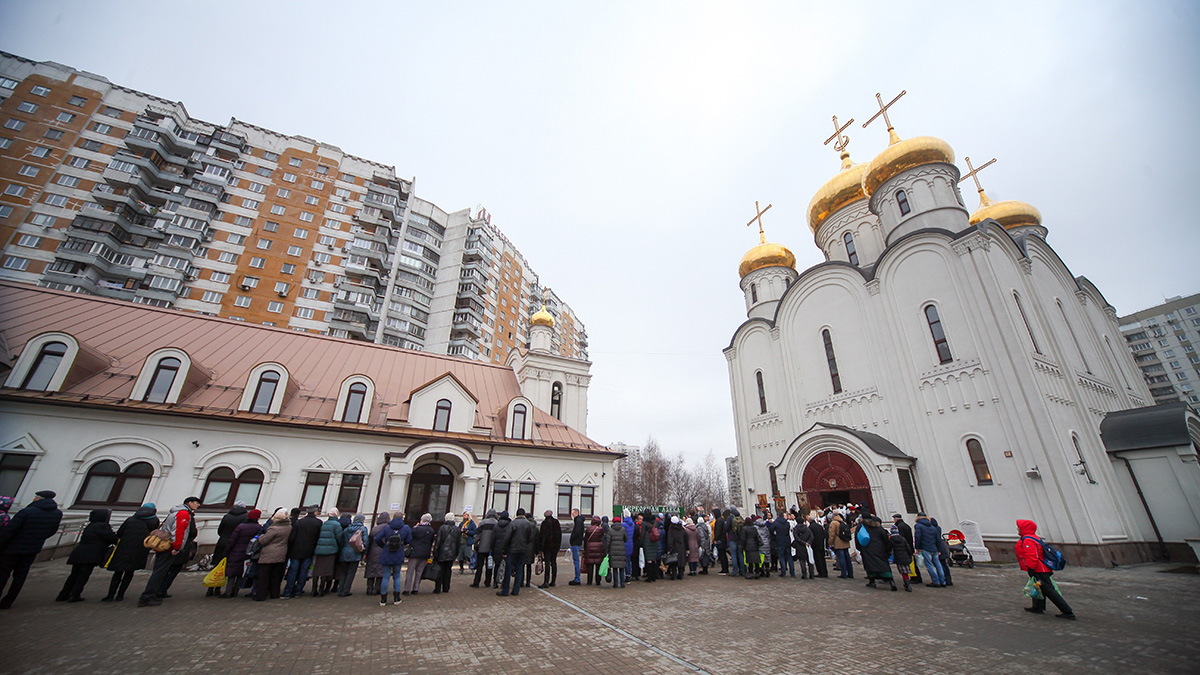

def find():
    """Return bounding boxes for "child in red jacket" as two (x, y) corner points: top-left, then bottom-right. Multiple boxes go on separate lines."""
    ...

(1015, 519), (1075, 619)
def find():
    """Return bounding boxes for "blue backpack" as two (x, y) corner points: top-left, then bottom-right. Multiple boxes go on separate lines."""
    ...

(1023, 536), (1066, 571)
(856, 526), (871, 547)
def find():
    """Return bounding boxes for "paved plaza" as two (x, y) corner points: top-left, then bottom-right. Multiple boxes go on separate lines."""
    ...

(1, 559), (1198, 674)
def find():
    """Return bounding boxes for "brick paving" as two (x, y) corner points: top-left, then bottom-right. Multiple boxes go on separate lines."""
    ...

(1, 559), (1198, 674)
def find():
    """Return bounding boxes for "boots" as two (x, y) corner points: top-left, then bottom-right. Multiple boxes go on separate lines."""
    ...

(889, 580), (898, 591)
(380, 594), (387, 606)
(393, 591), (402, 605)
(903, 580), (912, 592)
(866, 579), (877, 588)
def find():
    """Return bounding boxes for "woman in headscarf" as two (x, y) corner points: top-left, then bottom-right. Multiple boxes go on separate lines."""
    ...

(57, 509), (117, 602)
(684, 517), (701, 576)
(403, 513), (435, 595)
(254, 509), (292, 601)
(221, 509), (261, 598)
(97, 503), (158, 602)
(855, 514), (896, 591)
(337, 514), (368, 597)
(363, 512), (390, 595)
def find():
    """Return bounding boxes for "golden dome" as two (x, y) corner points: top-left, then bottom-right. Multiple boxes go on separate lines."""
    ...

(862, 130), (956, 196)
(969, 190), (1042, 229)
(739, 241), (796, 278)
(808, 151), (868, 233)
(530, 305), (555, 328)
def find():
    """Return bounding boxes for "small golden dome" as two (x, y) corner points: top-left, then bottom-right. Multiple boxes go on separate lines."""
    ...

(530, 305), (555, 328)
(808, 151), (868, 233)
(739, 241), (796, 278)
(862, 131), (956, 196)
(969, 190), (1042, 230)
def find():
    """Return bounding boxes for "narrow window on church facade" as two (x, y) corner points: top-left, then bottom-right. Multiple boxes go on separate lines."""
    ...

(750, 283), (758, 303)
(822, 329), (842, 394)
(965, 439), (993, 486)
(896, 189), (911, 216)
(1072, 435), (1096, 484)
(925, 305), (953, 364)
(143, 357), (181, 404)
(511, 403), (527, 440)
(20, 341), (67, 391)
(755, 371), (767, 414)
(844, 232), (858, 265)
(433, 399), (452, 431)
(550, 382), (563, 420)
(1013, 292), (1041, 354)
(250, 370), (280, 414)
(1056, 299), (1091, 374)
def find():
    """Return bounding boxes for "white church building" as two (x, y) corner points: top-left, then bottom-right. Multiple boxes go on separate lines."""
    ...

(0, 282), (615, 553)
(725, 109), (1200, 567)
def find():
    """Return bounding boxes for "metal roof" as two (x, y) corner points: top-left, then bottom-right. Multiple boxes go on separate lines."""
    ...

(1100, 401), (1196, 453)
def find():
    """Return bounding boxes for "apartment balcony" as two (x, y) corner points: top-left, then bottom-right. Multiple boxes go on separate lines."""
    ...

(353, 209), (384, 227)
(447, 338), (481, 360)
(462, 244), (493, 266)
(452, 314), (484, 339)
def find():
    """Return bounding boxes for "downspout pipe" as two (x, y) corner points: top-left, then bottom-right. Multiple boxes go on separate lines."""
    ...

(372, 452), (395, 528)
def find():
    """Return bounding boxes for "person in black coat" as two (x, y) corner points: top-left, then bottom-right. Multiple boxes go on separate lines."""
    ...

(666, 517), (686, 580)
(102, 503), (160, 602)
(892, 514), (921, 583)
(538, 510), (562, 588)
(739, 517), (761, 579)
(222, 509), (261, 598)
(284, 507), (323, 598)
(208, 502), (249, 596)
(712, 508), (728, 574)
(808, 516), (828, 578)
(57, 509), (118, 603)
(0, 490), (64, 610)
(854, 514), (896, 590)
(792, 517), (815, 579)
(889, 525), (915, 592)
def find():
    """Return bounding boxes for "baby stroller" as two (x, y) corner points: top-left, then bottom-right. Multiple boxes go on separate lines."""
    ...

(943, 529), (974, 568)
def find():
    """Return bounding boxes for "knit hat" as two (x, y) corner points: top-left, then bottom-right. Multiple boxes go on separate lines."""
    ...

(671, 516), (681, 524)
(142, 502), (156, 510)
(234, 500), (247, 508)
(613, 516), (622, 523)
(272, 509), (289, 522)
(515, 508), (526, 517)
(500, 511), (510, 519)
(247, 509), (262, 520)
(544, 509), (553, 518)
(354, 514), (366, 523)
(35, 490), (56, 499)
(686, 517), (694, 525)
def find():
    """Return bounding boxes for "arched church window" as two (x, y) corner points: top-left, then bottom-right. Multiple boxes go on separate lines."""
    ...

(20, 341), (67, 391)
(512, 403), (527, 440)
(200, 467), (264, 509)
(755, 371), (767, 414)
(822, 329), (842, 394)
(250, 370), (281, 414)
(76, 460), (154, 507)
(750, 283), (758, 303)
(896, 189), (911, 216)
(844, 232), (859, 266)
(342, 382), (368, 422)
(965, 439), (993, 486)
(1012, 292), (1041, 354)
(1057, 299), (1091, 374)
(1071, 435), (1096, 484)
(551, 382), (563, 420)
(433, 399), (452, 431)
(143, 357), (181, 404)
(925, 305), (953, 364)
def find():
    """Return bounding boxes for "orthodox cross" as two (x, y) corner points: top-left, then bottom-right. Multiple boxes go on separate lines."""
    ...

(862, 90), (906, 133)
(824, 115), (854, 153)
(959, 155), (997, 194)
(747, 201), (773, 243)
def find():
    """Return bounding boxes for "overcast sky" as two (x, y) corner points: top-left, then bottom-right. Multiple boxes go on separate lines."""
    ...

(3, 1), (1198, 464)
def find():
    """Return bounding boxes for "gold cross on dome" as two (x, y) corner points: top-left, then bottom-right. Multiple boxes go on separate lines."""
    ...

(863, 90), (906, 133)
(959, 155), (997, 194)
(824, 115), (854, 153)
(746, 201), (773, 243)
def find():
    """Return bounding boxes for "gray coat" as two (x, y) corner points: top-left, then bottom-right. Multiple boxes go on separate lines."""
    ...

(602, 522), (627, 560)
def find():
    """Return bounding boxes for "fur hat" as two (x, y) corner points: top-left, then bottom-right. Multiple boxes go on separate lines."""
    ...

(247, 509), (262, 520)
(544, 509), (554, 518)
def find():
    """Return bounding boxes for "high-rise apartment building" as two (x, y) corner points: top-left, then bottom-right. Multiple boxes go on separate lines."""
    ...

(1118, 293), (1200, 405)
(0, 52), (586, 362)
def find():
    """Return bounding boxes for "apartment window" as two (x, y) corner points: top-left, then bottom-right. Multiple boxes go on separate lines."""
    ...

(46, 129), (65, 141)
(210, 271), (230, 283)
(511, 403), (527, 439)
(518, 483), (536, 514)
(0, 137), (11, 149)
(433, 399), (452, 431)
(17, 234), (42, 248)
(896, 189), (911, 215)
(231, 215), (253, 228)
(247, 182), (266, 194)
(16, 101), (37, 113)
(56, 112), (76, 124)
(925, 304), (953, 364)
(310, 182), (325, 193)
(31, 146), (51, 158)
(249, 256), (266, 268)
(313, 251), (331, 264)
(293, 228), (309, 239)
(336, 474), (366, 513)
(18, 165), (38, 177)
(263, 220), (279, 232)
(299, 212), (314, 222)
(56, 175), (80, 188)
(755, 371), (768, 414)
(288, 157), (303, 167)
(303, 196), (319, 207)
(4, 185), (26, 197)
(218, 251), (239, 264)
(339, 173), (354, 183)
(227, 233), (246, 245)
(0, 206), (11, 219)
(44, 194), (69, 207)
(308, 270), (326, 283)
(102, 106), (121, 118)
(201, 291), (222, 303)
(822, 329), (842, 394)
(267, 301), (283, 313)
(78, 139), (102, 151)
(316, 165), (330, 175)
(334, 187), (351, 199)
(231, 297), (251, 312)
(844, 232), (859, 265)
(262, 151), (280, 162)
(0, 453), (35, 497)
(295, 306), (315, 320)
(3, 119), (25, 131)
(142, 357), (182, 404)
(256, 239), (272, 250)
(0, 78), (17, 89)
(242, 198), (260, 209)
(67, 156), (89, 169)
(76, 461), (153, 507)
(966, 439), (993, 485)
(68, 95), (87, 107)
(280, 263), (296, 274)
(276, 188), (290, 199)
(19, 341), (67, 390)
(282, 173), (296, 183)
(287, 245), (303, 256)
(273, 281), (290, 294)
(492, 482), (510, 512)
(270, 205), (286, 215)
(557, 485), (573, 519)
(301, 287), (319, 300)
(90, 122), (111, 134)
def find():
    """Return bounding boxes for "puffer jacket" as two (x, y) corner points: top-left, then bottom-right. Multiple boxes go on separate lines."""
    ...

(225, 518), (261, 571)
(640, 515), (659, 561)
(696, 519), (711, 558)
(890, 531), (914, 567)
(256, 521), (292, 564)
(740, 521), (760, 553)
(621, 517), (635, 558)
(492, 515), (514, 555)
(409, 523), (436, 560)
(828, 514), (851, 550)
(339, 521), (367, 562)
(913, 517), (940, 553)
(684, 523), (700, 563)
(771, 516), (791, 549)
(1015, 519), (1051, 573)
(107, 506), (159, 572)
(434, 522), (459, 562)
(583, 521), (605, 565)
(376, 518), (412, 566)
(67, 509), (118, 565)
(475, 511), (498, 554)
(755, 520), (772, 555)
(602, 522), (627, 561)
(855, 516), (893, 575)
(508, 515), (536, 556)
(314, 517), (345, 556)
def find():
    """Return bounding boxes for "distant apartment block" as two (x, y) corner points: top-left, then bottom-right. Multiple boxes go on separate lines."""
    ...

(0, 52), (586, 364)
(1118, 293), (1200, 405)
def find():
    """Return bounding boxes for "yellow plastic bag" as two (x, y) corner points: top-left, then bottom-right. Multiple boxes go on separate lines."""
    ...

(202, 558), (227, 588)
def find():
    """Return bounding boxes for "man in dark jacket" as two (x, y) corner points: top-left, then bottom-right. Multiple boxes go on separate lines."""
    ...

(538, 510), (562, 588)
(284, 505), (323, 598)
(712, 508), (728, 575)
(471, 509), (498, 588)
(792, 515), (815, 579)
(892, 514), (921, 583)
(739, 514), (760, 579)
(0, 490), (64, 609)
(772, 513), (794, 578)
(809, 515), (828, 578)
(432, 513), (459, 594)
(568, 508), (584, 586)
(491, 511), (513, 589)
(138, 496), (200, 607)
(500, 508), (535, 597)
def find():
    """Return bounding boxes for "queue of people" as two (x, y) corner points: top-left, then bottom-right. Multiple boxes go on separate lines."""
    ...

(0, 490), (1075, 619)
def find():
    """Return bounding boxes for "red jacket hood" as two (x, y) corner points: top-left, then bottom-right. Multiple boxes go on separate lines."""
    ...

(1016, 519), (1038, 537)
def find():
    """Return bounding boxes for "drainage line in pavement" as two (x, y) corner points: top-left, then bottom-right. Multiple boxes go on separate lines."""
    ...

(535, 588), (713, 675)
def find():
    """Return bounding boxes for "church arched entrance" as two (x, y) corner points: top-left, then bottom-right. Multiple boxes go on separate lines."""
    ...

(801, 450), (875, 514)
(405, 463), (454, 528)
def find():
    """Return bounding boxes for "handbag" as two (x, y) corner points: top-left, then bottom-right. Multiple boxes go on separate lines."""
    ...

(664, 553), (678, 565)
(535, 557), (544, 576)
(422, 561), (441, 581)
(143, 528), (173, 553)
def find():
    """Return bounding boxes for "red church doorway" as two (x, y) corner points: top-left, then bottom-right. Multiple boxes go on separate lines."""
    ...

(801, 451), (875, 514)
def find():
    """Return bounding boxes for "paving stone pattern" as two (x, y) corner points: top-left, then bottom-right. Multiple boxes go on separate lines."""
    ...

(1, 560), (1197, 674)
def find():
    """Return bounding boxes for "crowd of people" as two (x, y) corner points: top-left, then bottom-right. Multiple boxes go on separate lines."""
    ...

(0, 490), (1073, 619)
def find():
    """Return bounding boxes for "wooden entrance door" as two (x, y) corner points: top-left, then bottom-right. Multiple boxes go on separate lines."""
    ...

(406, 463), (455, 528)
(801, 451), (875, 515)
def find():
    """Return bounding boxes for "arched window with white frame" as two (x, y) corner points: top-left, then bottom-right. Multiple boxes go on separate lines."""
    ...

(433, 399), (452, 432)
(5, 331), (84, 393)
(511, 403), (527, 440)
(75, 460), (154, 507)
(925, 304), (953, 364)
(130, 347), (195, 404)
(238, 362), (291, 414)
(334, 375), (375, 424)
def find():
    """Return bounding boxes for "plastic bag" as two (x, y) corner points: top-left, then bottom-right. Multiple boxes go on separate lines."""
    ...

(1023, 577), (1042, 599)
(856, 526), (871, 547)
(202, 558), (227, 588)
(599, 555), (609, 578)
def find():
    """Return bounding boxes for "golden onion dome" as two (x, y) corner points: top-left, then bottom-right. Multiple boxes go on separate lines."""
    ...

(862, 129), (956, 196)
(530, 305), (555, 328)
(969, 190), (1042, 229)
(738, 239), (796, 278)
(808, 151), (868, 234)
